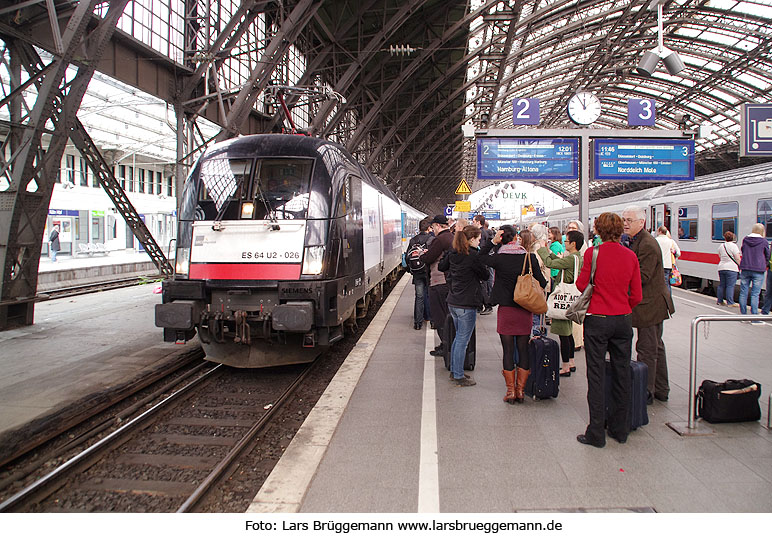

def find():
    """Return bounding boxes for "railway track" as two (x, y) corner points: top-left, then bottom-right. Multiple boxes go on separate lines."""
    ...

(38, 275), (165, 300)
(0, 361), (315, 513)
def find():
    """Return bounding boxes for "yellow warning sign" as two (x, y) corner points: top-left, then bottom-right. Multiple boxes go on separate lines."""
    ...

(455, 179), (472, 195)
(455, 200), (471, 212)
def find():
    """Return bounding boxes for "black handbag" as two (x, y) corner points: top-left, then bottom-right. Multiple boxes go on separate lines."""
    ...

(696, 379), (761, 423)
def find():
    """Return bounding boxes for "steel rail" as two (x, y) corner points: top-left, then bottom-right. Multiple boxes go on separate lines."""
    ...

(0, 364), (223, 512)
(176, 361), (317, 513)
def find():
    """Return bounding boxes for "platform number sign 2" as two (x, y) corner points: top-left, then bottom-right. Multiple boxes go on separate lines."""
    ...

(628, 99), (656, 126)
(512, 98), (540, 125)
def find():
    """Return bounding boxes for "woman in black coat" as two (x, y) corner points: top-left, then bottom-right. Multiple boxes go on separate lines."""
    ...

(479, 226), (547, 403)
(438, 224), (489, 386)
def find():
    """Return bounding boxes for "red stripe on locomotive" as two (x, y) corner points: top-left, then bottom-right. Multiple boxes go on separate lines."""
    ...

(189, 263), (302, 280)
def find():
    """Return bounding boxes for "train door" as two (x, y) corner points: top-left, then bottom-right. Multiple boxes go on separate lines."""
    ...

(651, 203), (667, 232)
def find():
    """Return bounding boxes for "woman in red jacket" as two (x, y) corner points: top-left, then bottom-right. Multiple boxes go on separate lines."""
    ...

(575, 212), (642, 448)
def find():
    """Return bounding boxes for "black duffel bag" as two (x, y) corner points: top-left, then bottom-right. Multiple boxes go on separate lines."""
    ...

(696, 379), (761, 423)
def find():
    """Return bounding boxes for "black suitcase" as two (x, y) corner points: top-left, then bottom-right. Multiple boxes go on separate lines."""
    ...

(525, 335), (560, 399)
(442, 313), (476, 371)
(605, 359), (649, 430)
(697, 379), (761, 423)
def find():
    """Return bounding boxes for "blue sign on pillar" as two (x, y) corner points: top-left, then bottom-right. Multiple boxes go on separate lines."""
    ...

(740, 103), (772, 157)
(628, 99), (656, 126)
(512, 98), (540, 125)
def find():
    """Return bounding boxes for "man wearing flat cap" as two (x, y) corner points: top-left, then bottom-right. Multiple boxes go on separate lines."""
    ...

(420, 215), (454, 356)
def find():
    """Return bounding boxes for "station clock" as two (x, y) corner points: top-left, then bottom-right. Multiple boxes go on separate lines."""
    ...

(567, 91), (601, 125)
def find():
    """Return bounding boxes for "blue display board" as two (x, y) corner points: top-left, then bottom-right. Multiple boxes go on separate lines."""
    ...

(477, 138), (579, 180)
(593, 139), (694, 181)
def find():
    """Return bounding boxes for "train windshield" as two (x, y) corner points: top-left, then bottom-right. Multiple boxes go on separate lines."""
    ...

(196, 157), (313, 220)
(253, 159), (313, 219)
(199, 158), (250, 214)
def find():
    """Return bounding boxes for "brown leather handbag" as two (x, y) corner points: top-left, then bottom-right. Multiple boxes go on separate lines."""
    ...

(513, 253), (548, 314)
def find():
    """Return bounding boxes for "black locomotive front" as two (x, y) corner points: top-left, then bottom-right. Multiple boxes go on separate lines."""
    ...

(155, 134), (371, 367)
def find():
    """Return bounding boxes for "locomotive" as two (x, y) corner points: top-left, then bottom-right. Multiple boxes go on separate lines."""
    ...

(155, 134), (424, 367)
(545, 161), (772, 290)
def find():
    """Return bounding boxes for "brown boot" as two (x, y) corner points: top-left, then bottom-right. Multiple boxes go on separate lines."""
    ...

(502, 369), (516, 404)
(514, 367), (531, 403)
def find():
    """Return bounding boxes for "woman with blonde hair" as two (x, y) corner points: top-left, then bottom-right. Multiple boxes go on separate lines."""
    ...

(438, 225), (489, 385)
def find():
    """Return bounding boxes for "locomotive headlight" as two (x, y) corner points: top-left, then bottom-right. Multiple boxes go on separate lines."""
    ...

(175, 247), (190, 277)
(241, 202), (254, 219)
(301, 246), (325, 276)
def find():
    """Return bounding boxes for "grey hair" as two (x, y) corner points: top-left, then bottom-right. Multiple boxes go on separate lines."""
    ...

(529, 223), (548, 241)
(623, 205), (646, 220)
(567, 220), (584, 232)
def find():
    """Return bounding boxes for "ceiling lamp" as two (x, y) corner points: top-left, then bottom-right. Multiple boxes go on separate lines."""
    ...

(635, 0), (685, 77)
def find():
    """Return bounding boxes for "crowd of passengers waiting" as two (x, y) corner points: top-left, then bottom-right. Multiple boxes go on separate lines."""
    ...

(405, 208), (771, 448)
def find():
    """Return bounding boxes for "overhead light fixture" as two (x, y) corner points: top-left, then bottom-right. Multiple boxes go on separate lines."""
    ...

(635, 0), (686, 77)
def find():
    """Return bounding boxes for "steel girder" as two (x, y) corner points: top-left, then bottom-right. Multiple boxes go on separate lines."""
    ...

(0, 1), (130, 328)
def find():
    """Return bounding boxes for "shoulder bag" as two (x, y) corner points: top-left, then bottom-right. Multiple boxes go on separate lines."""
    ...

(546, 254), (582, 320)
(513, 253), (548, 314)
(565, 246), (598, 325)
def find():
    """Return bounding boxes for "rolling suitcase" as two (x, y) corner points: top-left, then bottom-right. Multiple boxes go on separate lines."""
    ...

(605, 359), (649, 430)
(524, 335), (560, 399)
(442, 313), (476, 371)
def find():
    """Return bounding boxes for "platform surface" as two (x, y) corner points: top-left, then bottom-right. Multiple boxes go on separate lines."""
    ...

(252, 276), (772, 514)
(0, 284), (197, 464)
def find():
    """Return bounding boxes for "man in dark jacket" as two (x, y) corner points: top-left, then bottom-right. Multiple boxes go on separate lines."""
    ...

(407, 218), (433, 330)
(739, 223), (771, 321)
(49, 225), (61, 262)
(623, 206), (675, 403)
(472, 214), (494, 315)
(420, 215), (454, 356)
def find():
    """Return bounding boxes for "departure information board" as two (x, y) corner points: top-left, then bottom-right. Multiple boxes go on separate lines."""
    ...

(477, 138), (579, 180)
(593, 139), (695, 181)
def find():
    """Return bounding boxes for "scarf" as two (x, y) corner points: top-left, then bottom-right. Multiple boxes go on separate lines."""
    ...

(498, 241), (526, 254)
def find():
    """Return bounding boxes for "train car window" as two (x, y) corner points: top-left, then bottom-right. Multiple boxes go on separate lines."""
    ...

(757, 199), (772, 239)
(711, 202), (738, 241)
(198, 157), (250, 218)
(677, 206), (698, 240)
(254, 159), (313, 219)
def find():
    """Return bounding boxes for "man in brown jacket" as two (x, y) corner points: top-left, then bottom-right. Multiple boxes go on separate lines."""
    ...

(420, 215), (454, 356)
(622, 206), (675, 404)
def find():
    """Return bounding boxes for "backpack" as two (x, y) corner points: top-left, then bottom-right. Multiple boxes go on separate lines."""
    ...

(406, 242), (427, 275)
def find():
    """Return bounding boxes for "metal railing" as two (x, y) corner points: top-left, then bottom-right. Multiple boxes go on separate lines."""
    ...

(670, 314), (772, 435)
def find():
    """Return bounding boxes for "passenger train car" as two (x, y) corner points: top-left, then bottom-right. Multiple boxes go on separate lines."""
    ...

(545, 161), (772, 290)
(155, 134), (425, 367)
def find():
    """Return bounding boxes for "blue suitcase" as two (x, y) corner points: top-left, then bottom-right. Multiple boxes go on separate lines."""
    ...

(605, 359), (649, 430)
(525, 335), (560, 399)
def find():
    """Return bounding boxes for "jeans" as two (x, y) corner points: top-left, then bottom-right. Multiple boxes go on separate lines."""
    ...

(739, 270), (765, 315)
(449, 305), (477, 379)
(717, 270), (738, 305)
(664, 269), (672, 294)
(762, 270), (772, 315)
(413, 275), (428, 325)
(50, 249), (57, 262)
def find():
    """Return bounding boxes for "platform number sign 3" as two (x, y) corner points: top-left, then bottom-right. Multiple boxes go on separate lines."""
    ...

(628, 99), (656, 126)
(512, 98), (540, 125)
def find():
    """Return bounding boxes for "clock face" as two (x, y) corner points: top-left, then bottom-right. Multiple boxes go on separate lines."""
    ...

(567, 92), (601, 125)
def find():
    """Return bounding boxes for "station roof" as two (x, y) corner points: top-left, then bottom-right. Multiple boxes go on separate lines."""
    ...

(303, 0), (772, 209)
(4, 0), (772, 211)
